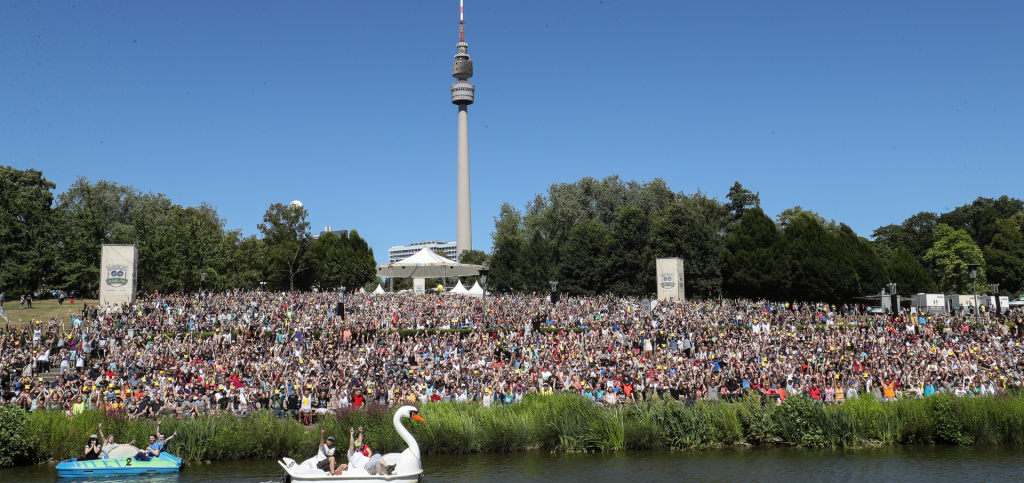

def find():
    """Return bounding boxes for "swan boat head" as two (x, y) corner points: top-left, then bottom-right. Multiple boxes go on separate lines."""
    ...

(391, 405), (425, 475)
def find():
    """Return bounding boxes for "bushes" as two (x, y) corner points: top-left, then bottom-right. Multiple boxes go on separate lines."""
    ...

(0, 405), (36, 467)
(9, 393), (1024, 468)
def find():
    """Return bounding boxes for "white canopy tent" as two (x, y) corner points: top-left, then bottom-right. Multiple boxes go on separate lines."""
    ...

(377, 247), (483, 279)
(468, 281), (486, 297)
(372, 284), (386, 294)
(450, 280), (470, 294)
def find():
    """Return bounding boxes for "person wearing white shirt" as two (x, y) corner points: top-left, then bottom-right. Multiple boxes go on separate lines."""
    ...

(315, 429), (346, 474)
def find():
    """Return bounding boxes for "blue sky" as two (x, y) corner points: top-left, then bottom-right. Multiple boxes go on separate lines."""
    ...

(2, 1), (1021, 264)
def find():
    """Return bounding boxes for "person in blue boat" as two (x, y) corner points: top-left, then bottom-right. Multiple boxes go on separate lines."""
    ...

(133, 434), (160, 462)
(98, 423), (135, 458)
(82, 434), (102, 461)
(133, 420), (177, 461)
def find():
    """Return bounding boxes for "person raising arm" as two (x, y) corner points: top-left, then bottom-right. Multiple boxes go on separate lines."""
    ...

(315, 429), (347, 475)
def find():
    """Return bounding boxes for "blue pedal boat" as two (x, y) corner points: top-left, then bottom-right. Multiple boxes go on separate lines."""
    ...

(56, 452), (183, 477)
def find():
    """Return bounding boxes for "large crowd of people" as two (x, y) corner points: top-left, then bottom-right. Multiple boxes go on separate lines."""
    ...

(2, 289), (1023, 421)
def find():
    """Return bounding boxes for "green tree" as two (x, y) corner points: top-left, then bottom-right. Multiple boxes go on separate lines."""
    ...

(776, 206), (836, 231)
(873, 211), (938, 260)
(162, 204), (226, 293)
(983, 214), (1024, 294)
(725, 181), (761, 223)
(0, 167), (56, 295)
(218, 230), (267, 290)
(308, 230), (375, 292)
(841, 226), (888, 297)
(258, 203), (312, 291)
(343, 231), (377, 291)
(938, 196), (1024, 249)
(52, 177), (177, 293)
(650, 193), (729, 298)
(309, 232), (349, 290)
(456, 249), (490, 287)
(722, 207), (789, 299)
(881, 246), (939, 294)
(489, 203), (527, 293)
(923, 224), (987, 293)
(557, 220), (608, 296)
(605, 206), (654, 296)
(783, 213), (856, 301)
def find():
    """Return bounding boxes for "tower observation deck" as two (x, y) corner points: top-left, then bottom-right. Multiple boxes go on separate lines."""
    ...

(451, 23), (474, 103)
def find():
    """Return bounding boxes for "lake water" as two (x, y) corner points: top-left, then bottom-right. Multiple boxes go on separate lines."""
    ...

(4, 446), (1024, 483)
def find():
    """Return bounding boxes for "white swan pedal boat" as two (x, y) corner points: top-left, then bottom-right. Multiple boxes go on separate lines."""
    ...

(279, 406), (424, 483)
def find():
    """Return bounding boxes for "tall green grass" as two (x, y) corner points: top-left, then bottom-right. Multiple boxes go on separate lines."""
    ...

(8, 392), (1024, 468)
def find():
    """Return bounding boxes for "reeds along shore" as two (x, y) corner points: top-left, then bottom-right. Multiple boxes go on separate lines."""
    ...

(4, 393), (1024, 467)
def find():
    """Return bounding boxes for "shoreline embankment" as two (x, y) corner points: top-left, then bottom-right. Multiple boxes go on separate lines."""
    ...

(2, 393), (1023, 468)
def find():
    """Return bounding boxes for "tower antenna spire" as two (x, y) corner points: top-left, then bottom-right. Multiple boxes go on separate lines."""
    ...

(459, 0), (465, 42)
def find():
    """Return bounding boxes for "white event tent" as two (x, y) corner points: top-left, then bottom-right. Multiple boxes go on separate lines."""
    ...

(372, 284), (386, 294)
(450, 280), (470, 294)
(468, 281), (486, 297)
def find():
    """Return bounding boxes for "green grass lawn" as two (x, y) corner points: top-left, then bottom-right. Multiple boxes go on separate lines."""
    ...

(2, 297), (98, 328)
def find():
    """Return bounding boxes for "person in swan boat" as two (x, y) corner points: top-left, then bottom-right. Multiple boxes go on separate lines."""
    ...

(348, 427), (395, 475)
(316, 429), (347, 475)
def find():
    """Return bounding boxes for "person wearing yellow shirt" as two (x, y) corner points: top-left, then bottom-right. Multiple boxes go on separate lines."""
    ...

(73, 395), (87, 415)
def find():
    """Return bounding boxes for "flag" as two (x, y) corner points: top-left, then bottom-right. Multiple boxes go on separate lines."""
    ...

(0, 304), (7, 323)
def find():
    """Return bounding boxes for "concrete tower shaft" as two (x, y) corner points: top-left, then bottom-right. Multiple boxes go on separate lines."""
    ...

(456, 105), (471, 256)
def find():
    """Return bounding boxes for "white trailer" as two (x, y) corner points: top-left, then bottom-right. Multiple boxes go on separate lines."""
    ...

(979, 295), (1011, 314)
(910, 293), (946, 314)
(947, 294), (984, 313)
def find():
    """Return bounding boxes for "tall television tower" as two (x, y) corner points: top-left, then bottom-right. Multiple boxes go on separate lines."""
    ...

(451, 0), (474, 258)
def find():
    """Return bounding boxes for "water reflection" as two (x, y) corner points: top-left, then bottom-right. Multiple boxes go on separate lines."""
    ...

(4, 446), (1024, 483)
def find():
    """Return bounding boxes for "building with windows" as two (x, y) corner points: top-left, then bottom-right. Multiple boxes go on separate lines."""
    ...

(312, 226), (349, 241)
(389, 241), (458, 263)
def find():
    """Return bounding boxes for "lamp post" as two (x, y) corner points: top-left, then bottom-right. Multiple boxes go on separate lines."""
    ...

(549, 281), (558, 305)
(259, 281), (266, 292)
(886, 283), (897, 315)
(991, 283), (1000, 319)
(968, 264), (980, 319)
(478, 266), (489, 327)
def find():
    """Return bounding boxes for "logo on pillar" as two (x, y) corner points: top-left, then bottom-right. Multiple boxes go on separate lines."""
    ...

(105, 264), (129, 287)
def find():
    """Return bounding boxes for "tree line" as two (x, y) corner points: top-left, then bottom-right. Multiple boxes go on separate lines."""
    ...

(488, 176), (1024, 301)
(0, 167), (376, 296)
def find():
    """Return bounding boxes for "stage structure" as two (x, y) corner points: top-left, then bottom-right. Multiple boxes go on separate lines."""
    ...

(100, 244), (138, 306)
(656, 258), (685, 303)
